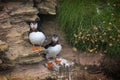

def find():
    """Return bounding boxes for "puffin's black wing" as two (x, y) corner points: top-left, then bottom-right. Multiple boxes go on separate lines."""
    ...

(44, 42), (53, 49)
(44, 41), (58, 49)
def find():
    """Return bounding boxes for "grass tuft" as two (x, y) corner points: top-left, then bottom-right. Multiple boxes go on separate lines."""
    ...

(57, 0), (120, 57)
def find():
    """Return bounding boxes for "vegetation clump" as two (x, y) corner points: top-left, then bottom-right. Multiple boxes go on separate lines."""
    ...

(57, 0), (120, 57)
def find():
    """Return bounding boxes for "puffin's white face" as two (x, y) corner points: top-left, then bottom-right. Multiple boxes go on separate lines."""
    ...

(30, 22), (38, 31)
(52, 35), (59, 43)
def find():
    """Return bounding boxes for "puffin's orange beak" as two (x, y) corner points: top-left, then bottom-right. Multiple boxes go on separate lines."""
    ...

(32, 27), (35, 31)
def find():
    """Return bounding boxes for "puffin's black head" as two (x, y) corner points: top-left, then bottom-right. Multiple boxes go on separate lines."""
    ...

(30, 18), (41, 31)
(30, 21), (38, 31)
(44, 34), (59, 49)
(52, 34), (59, 44)
(35, 18), (40, 23)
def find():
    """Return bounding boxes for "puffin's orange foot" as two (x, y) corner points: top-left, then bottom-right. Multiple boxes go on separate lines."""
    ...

(47, 61), (53, 69)
(39, 47), (42, 51)
(55, 59), (61, 64)
(32, 47), (42, 51)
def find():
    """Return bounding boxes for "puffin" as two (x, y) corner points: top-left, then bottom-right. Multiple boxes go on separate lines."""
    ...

(45, 34), (62, 60)
(29, 18), (46, 51)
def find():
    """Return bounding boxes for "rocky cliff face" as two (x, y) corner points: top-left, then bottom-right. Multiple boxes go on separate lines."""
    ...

(0, 0), (57, 70)
(34, 0), (57, 15)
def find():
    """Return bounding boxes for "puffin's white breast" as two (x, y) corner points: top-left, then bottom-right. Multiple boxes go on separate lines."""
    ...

(29, 32), (46, 45)
(46, 44), (62, 58)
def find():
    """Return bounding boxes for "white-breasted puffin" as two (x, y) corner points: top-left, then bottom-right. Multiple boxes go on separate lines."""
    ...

(29, 18), (46, 51)
(45, 34), (62, 60)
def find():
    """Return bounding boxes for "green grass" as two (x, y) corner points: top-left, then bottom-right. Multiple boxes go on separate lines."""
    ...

(57, 0), (120, 57)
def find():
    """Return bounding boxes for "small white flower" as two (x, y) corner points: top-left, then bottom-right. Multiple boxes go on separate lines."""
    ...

(107, 2), (110, 6)
(96, 7), (100, 14)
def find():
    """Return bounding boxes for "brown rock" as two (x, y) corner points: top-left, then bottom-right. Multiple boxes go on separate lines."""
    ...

(5, 46), (25, 61)
(17, 23), (29, 34)
(3, 2), (23, 11)
(0, 11), (10, 23)
(34, 0), (42, 3)
(23, 15), (39, 22)
(0, 40), (8, 52)
(0, 63), (15, 71)
(15, 40), (23, 44)
(0, 59), (2, 64)
(10, 17), (23, 24)
(6, 28), (21, 38)
(0, 75), (7, 80)
(102, 57), (120, 79)
(36, 0), (57, 15)
(16, 48), (47, 64)
(17, 55), (44, 64)
(10, 7), (38, 16)
(10, 78), (23, 80)
(10, 64), (50, 80)
(10, 15), (39, 23)
(5, 0), (33, 2)
(0, 5), (4, 11)
(10, 15), (39, 24)
(0, 21), (12, 29)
